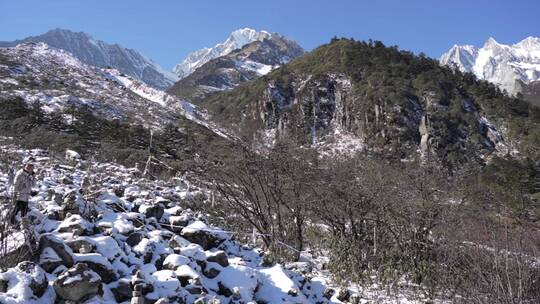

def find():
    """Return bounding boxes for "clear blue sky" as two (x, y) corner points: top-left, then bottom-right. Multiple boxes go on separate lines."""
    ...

(1, 0), (539, 70)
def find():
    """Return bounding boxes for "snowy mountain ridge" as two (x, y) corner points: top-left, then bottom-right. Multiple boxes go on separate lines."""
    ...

(0, 42), (229, 139)
(168, 31), (304, 102)
(440, 36), (540, 94)
(173, 28), (290, 79)
(0, 29), (178, 90)
(0, 42), (180, 128)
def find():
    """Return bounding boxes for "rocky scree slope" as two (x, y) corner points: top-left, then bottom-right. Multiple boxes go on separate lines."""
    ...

(168, 35), (304, 103)
(201, 38), (540, 167)
(0, 144), (353, 304)
(0, 29), (178, 90)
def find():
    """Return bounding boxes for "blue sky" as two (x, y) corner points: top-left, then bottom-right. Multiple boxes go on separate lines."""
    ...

(1, 0), (539, 69)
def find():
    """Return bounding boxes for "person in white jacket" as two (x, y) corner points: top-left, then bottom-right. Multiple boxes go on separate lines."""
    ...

(9, 160), (36, 224)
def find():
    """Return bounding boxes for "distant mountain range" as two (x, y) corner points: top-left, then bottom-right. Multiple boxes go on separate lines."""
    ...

(0, 28), (305, 95)
(0, 29), (178, 90)
(440, 36), (540, 104)
(3, 32), (532, 165)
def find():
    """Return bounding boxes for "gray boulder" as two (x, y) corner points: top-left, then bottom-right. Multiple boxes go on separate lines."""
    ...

(75, 253), (117, 283)
(110, 278), (132, 302)
(206, 250), (229, 267)
(67, 238), (96, 254)
(168, 214), (190, 233)
(39, 234), (75, 268)
(181, 230), (222, 251)
(57, 214), (94, 236)
(126, 231), (146, 247)
(144, 203), (165, 220)
(53, 263), (102, 302)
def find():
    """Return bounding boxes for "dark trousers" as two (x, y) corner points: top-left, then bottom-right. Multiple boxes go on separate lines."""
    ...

(9, 200), (29, 224)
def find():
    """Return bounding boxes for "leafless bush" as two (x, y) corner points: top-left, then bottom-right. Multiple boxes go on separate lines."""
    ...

(195, 141), (319, 261)
(0, 202), (34, 270)
(434, 202), (540, 304)
(195, 139), (540, 302)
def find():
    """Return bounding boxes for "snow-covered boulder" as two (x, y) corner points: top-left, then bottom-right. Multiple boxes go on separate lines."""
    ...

(176, 264), (199, 286)
(168, 214), (191, 233)
(206, 250), (229, 267)
(53, 263), (102, 302)
(162, 254), (190, 270)
(97, 211), (135, 235)
(181, 221), (227, 250)
(256, 265), (309, 303)
(39, 247), (63, 273)
(67, 238), (96, 254)
(0, 262), (49, 302)
(61, 190), (83, 215)
(90, 235), (127, 261)
(126, 231), (147, 247)
(214, 265), (259, 302)
(202, 262), (223, 279)
(147, 270), (182, 302)
(57, 214), (94, 236)
(75, 253), (117, 283)
(179, 243), (206, 261)
(168, 235), (191, 251)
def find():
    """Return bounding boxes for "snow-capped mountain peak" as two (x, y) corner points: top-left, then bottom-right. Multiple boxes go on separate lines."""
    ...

(483, 37), (500, 48)
(172, 28), (273, 79)
(513, 36), (540, 49)
(440, 36), (540, 94)
(439, 44), (478, 71)
(167, 31), (304, 102)
(227, 28), (271, 49)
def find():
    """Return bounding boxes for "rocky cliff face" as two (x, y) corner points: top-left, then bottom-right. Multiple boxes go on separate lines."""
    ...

(202, 39), (535, 166)
(247, 73), (505, 163)
(521, 80), (540, 107)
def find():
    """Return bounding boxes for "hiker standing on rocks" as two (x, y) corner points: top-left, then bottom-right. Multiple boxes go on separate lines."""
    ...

(10, 159), (37, 224)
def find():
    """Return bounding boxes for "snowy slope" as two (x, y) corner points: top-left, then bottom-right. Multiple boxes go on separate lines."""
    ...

(0, 42), (178, 128)
(172, 28), (297, 79)
(0, 145), (324, 303)
(440, 36), (540, 94)
(0, 29), (178, 90)
(0, 42), (231, 139)
(0, 142), (445, 304)
(106, 69), (232, 139)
